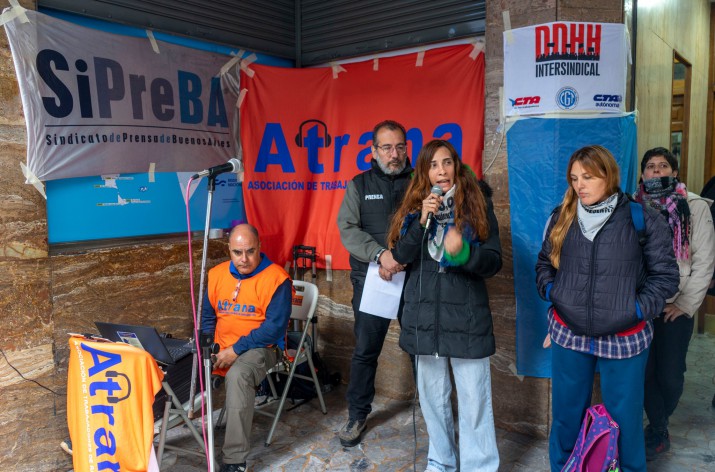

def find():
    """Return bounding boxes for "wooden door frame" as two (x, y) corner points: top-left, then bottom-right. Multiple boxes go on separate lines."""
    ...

(706, 6), (715, 183)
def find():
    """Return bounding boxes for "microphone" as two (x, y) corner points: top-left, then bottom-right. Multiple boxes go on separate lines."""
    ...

(424, 185), (444, 232)
(192, 158), (241, 179)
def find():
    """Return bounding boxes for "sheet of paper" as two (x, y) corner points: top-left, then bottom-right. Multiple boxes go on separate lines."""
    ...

(358, 262), (406, 319)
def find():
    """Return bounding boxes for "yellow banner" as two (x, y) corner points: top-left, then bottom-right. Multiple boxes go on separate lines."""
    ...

(67, 336), (164, 472)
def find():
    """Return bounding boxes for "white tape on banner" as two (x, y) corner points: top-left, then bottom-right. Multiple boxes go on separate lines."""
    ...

(236, 88), (247, 109)
(148, 162), (155, 182)
(220, 54), (243, 77)
(503, 10), (513, 44)
(330, 63), (347, 79)
(146, 30), (160, 54)
(469, 39), (484, 60)
(240, 53), (257, 78)
(373, 58), (379, 71)
(325, 255), (333, 282)
(20, 163), (47, 199)
(415, 49), (426, 67)
(1, 0), (28, 25)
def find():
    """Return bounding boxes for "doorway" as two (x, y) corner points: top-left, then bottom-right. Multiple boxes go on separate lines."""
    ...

(671, 53), (691, 183)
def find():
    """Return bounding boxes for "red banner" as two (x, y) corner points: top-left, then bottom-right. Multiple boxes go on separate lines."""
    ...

(240, 44), (484, 269)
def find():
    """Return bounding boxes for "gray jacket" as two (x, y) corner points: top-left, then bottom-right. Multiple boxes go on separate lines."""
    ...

(337, 158), (412, 281)
(668, 193), (715, 316)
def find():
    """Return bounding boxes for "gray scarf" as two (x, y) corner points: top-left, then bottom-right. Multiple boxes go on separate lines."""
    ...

(577, 193), (618, 241)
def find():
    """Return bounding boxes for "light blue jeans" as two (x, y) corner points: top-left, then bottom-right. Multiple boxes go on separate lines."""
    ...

(417, 355), (499, 472)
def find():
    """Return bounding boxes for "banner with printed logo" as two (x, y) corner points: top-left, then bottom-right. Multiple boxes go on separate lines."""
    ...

(4, 9), (237, 181)
(504, 22), (627, 116)
(67, 337), (164, 472)
(240, 44), (485, 269)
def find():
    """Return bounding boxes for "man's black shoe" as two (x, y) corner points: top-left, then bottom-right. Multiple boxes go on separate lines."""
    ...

(645, 429), (670, 461)
(219, 462), (247, 472)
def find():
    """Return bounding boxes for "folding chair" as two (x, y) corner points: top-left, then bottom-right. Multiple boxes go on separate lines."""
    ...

(154, 380), (211, 468)
(255, 280), (328, 446)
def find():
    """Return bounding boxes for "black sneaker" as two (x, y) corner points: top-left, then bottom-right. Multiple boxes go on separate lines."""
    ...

(645, 429), (670, 461)
(219, 463), (247, 472)
(338, 418), (367, 447)
(60, 439), (73, 456)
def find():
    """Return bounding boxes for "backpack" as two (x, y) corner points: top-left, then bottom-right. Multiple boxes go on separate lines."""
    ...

(628, 201), (646, 246)
(562, 404), (620, 472)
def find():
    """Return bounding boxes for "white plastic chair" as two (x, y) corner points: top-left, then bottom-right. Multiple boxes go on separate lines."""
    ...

(256, 280), (328, 446)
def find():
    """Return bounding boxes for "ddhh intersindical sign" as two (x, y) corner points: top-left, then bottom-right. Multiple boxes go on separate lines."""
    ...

(504, 22), (628, 116)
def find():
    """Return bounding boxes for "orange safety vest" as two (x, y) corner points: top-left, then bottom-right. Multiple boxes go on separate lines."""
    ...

(207, 261), (290, 375)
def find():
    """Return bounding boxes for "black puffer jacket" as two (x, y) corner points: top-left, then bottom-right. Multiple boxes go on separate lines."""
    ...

(392, 182), (502, 359)
(535, 192), (680, 337)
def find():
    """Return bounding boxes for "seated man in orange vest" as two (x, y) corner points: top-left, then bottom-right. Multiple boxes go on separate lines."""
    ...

(202, 223), (292, 472)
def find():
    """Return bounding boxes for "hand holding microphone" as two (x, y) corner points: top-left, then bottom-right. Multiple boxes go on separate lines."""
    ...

(422, 185), (444, 231)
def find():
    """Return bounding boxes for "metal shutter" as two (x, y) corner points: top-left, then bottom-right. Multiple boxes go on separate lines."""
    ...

(300, 0), (486, 66)
(38, 0), (486, 66)
(39, 0), (296, 60)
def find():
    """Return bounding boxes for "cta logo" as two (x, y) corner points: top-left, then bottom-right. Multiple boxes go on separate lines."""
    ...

(593, 94), (622, 108)
(509, 96), (541, 108)
(556, 87), (579, 110)
(535, 23), (602, 62)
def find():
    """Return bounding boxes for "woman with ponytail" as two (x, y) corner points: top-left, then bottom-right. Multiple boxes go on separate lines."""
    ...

(386, 139), (502, 472)
(535, 145), (679, 472)
(633, 147), (715, 461)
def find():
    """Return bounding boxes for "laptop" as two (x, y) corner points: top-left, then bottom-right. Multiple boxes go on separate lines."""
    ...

(95, 321), (193, 365)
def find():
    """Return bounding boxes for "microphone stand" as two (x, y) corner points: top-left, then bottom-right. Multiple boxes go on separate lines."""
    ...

(187, 174), (218, 470)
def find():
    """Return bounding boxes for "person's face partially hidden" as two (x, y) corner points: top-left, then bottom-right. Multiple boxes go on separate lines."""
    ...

(642, 155), (677, 180)
(372, 128), (407, 175)
(428, 146), (455, 193)
(570, 161), (608, 206)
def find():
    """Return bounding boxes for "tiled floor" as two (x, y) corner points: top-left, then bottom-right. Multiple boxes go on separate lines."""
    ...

(161, 333), (715, 471)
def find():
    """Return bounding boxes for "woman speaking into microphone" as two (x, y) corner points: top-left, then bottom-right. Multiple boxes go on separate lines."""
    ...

(385, 139), (502, 472)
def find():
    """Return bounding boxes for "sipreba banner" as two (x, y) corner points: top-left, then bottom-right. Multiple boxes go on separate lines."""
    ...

(4, 9), (237, 181)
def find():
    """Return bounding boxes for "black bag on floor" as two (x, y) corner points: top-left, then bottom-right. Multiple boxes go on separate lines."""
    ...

(257, 332), (340, 401)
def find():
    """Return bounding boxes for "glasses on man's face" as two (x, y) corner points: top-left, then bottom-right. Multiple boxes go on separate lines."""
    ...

(375, 144), (407, 155)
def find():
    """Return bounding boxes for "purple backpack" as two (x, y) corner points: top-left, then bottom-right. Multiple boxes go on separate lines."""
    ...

(562, 404), (620, 472)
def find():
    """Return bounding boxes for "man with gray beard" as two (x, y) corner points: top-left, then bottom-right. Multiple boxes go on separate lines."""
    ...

(336, 120), (412, 446)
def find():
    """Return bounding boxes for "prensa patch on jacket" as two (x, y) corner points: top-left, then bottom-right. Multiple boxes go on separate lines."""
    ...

(364, 194), (384, 200)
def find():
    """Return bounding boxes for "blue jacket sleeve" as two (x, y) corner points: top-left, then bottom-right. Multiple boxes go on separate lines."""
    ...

(232, 278), (293, 355)
(201, 290), (216, 335)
